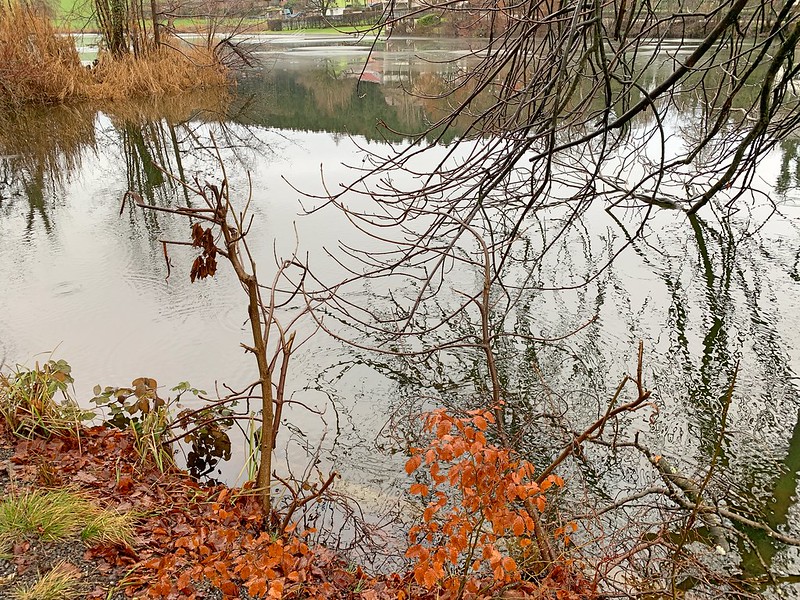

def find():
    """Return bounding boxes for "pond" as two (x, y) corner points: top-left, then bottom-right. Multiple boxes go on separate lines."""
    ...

(2, 35), (800, 591)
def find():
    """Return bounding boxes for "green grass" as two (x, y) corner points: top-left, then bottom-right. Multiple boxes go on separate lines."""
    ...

(50, 0), (380, 33)
(166, 17), (378, 35)
(0, 489), (136, 554)
(52, 0), (95, 29)
(262, 25), (379, 34)
(56, 0), (77, 16)
(0, 360), (93, 439)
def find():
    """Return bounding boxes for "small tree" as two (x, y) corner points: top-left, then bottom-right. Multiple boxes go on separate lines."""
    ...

(307, 0), (800, 592)
(310, 0), (335, 17)
(126, 148), (317, 515)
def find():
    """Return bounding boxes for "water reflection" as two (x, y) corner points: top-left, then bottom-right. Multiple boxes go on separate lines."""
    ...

(0, 90), (236, 227)
(340, 185), (800, 583)
(647, 211), (799, 574)
(1, 41), (800, 591)
(0, 104), (97, 234)
(776, 138), (800, 199)
(232, 66), (440, 142)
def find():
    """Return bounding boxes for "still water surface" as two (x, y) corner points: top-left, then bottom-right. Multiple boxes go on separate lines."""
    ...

(2, 36), (800, 588)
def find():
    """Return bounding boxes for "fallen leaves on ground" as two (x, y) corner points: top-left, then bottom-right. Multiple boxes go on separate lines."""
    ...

(4, 425), (594, 599)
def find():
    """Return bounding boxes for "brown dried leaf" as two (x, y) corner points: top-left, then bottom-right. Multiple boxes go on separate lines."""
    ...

(191, 223), (203, 246)
(190, 256), (203, 283)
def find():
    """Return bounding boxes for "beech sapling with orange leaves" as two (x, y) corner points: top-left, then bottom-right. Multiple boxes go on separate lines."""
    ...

(405, 408), (564, 596)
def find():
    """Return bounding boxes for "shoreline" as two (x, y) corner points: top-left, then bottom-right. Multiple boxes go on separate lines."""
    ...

(0, 418), (588, 599)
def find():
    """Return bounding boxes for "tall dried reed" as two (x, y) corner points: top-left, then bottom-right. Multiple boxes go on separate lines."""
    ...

(90, 45), (229, 101)
(0, 2), (88, 106)
(0, 2), (229, 107)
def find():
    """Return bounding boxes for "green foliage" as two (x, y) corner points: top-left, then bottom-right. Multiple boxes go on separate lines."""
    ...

(92, 377), (174, 470)
(92, 377), (233, 475)
(0, 359), (93, 438)
(415, 13), (441, 28)
(91, 376), (166, 430)
(172, 383), (233, 478)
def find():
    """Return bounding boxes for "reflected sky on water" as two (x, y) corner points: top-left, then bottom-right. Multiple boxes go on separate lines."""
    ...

(3, 37), (800, 586)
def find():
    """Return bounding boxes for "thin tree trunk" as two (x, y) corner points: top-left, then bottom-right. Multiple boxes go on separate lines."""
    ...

(245, 278), (274, 515)
(150, 0), (159, 46)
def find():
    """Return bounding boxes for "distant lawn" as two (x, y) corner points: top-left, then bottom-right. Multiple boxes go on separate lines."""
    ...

(56, 0), (77, 15)
(164, 18), (377, 34)
(54, 0), (96, 29)
(51, 0), (381, 35)
(262, 25), (379, 34)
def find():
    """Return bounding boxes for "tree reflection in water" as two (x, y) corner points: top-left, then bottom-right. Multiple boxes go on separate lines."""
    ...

(3, 53), (800, 592)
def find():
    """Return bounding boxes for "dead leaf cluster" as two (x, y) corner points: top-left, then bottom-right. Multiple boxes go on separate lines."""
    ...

(2, 422), (593, 599)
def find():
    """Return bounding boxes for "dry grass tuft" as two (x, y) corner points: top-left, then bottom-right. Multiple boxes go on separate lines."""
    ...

(0, 2), (88, 106)
(12, 561), (83, 600)
(0, 360), (91, 439)
(0, 4), (229, 107)
(90, 44), (229, 101)
(0, 488), (137, 554)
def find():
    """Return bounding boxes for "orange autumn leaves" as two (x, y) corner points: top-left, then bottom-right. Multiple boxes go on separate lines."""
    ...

(405, 408), (564, 595)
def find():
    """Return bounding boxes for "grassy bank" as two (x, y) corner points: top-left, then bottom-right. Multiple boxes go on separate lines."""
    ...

(0, 361), (593, 599)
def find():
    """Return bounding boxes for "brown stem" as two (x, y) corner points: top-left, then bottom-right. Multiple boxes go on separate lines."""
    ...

(272, 331), (295, 450)
(536, 341), (650, 485)
(277, 471), (338, 533)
